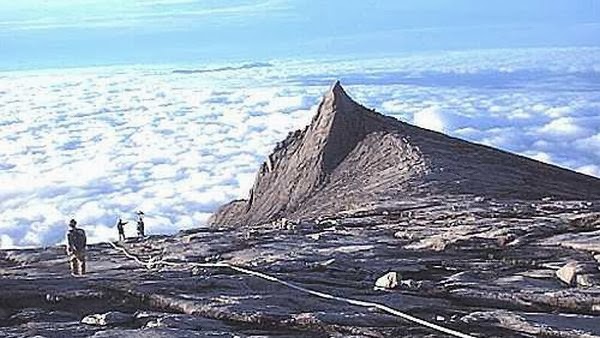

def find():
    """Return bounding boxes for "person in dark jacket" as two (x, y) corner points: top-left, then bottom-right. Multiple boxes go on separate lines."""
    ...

(66, 219), (87, 276)
(116, 217), (128, 241)
(136, 211), (145, 237)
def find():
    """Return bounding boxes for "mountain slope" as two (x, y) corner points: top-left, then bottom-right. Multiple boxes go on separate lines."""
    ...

(210, 81), (600, 226)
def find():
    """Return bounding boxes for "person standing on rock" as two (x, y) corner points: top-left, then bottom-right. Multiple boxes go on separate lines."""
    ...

(66, 219), (87, 276)
(115, 217), (128, 241)
(136, 211), (145, 237)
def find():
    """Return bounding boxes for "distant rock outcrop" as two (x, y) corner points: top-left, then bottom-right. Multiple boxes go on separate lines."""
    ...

(210, 81), (600, 226)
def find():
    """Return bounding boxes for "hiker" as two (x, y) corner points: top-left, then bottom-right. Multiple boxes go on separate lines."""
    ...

(136, 211), (145, 237)
(116, 217), (128, 241)
(66, 219), (87, 276)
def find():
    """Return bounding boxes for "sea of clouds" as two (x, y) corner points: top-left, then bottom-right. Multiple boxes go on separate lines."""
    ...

(1, 47), (599, 248)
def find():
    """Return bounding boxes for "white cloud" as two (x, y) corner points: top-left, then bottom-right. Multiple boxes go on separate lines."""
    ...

(524, 151), (554, 165)
(545, 106), (572, 118)
(0, 235), (15, 249)
(538, 117), (589, 138)
(574, 133), (600, 157)
(0, 47), (599, 248)
(413, 106), (446, 133)
(577, 165), (600, 177)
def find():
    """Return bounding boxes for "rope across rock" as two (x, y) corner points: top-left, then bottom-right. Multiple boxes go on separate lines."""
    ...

(107, 241), (475, 338)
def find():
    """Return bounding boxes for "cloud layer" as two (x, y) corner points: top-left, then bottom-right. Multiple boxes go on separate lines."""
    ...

(0, 47), (599, 248)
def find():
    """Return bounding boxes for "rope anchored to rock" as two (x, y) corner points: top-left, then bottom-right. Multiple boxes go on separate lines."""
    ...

(107, 241), (475, 338)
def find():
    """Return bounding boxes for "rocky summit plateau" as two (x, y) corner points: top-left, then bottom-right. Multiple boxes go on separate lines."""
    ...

(2, 82), (600, 338)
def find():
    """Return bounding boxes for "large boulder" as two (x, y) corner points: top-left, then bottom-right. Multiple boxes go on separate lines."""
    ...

(556, 261), (578, 286)
(374, 272), (399, 289)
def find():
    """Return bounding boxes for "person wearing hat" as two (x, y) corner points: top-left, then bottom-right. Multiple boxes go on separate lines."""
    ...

(136, 211), (145, 237)
(66, 219), (87, 276)
(115, 217), (128, 241)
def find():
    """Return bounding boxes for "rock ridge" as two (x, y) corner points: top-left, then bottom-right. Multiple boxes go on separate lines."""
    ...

(209, 81), (600, 227)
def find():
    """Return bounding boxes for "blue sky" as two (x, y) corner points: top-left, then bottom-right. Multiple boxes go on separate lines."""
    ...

(1, 0), (599, 70)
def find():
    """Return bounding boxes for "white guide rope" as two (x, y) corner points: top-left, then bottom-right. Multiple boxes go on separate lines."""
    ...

(107, 241), (475, 338)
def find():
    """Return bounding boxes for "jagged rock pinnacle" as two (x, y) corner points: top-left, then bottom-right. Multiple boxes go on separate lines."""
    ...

(310, 81), (389, 174)
(330, 80), (346, 97)
(209, 83), (600, 227)
(319, 80), (355, 115)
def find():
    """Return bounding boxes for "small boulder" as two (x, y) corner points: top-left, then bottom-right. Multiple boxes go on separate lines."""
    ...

(576, 274), (597, 287)
(375, 272), (399, 289)
(133, 310), (163, 326)
(307, 233), (321, 240)
(556, 261), (598, 287)
(556, 262), (578, 286)
(81, 311), (134, 326)
(393, 230), (415, 240)
(399, 278), (424, 290)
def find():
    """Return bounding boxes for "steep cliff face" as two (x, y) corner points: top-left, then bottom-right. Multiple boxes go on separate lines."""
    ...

(209, 81), (600, 226)
(210, 81), (399, 226)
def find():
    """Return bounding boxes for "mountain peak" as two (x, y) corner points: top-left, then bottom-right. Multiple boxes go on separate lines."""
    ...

(318, 80), (359, 117)
(329, 80), (346, 98)
(310, 81), (389, 174)
(209, 84), (600, 227)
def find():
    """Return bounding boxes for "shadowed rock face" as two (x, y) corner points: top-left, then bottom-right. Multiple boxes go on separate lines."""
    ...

(211, 81), (398, 226)
(210, 81), (600, 227)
